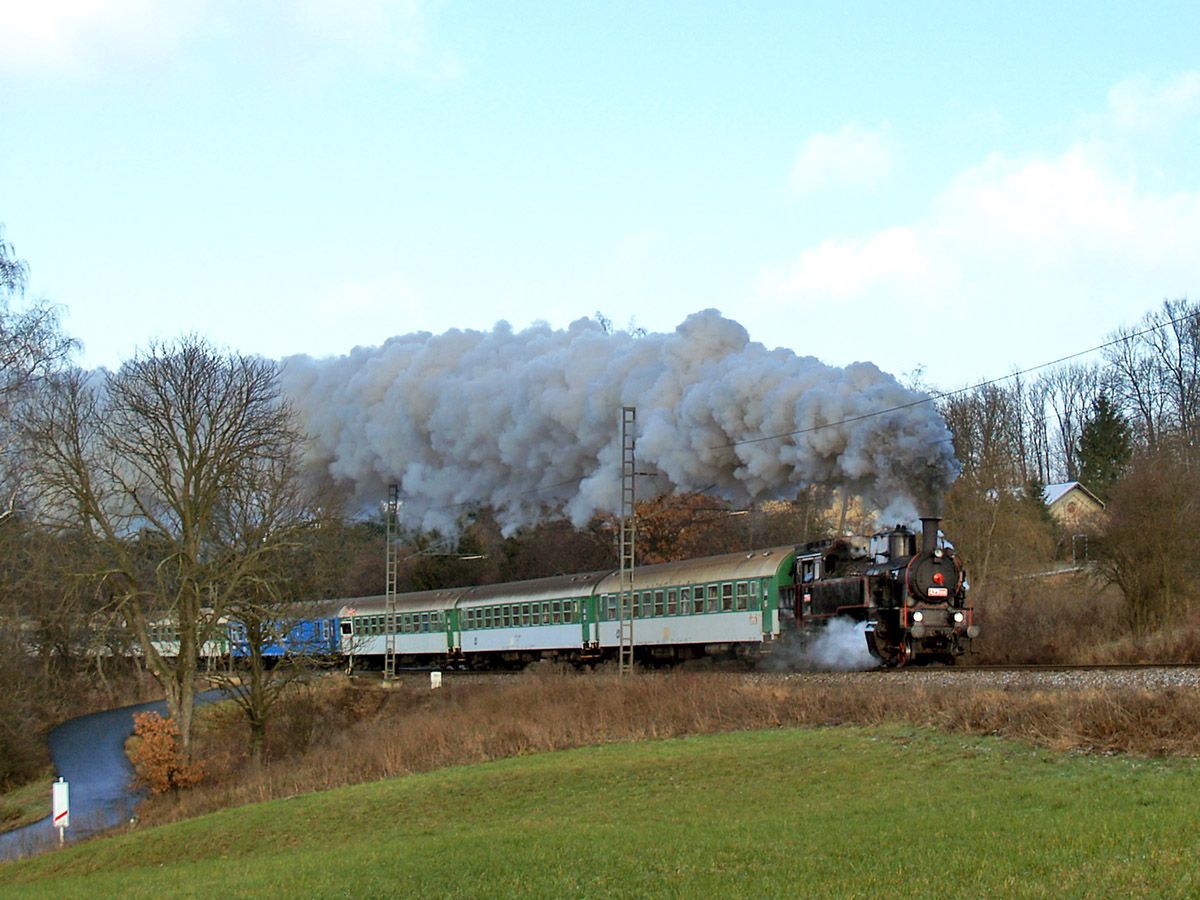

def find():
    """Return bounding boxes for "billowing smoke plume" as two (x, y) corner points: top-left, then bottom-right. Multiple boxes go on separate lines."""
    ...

(280, 310), (957, 534)
(799, 618), (881, 671)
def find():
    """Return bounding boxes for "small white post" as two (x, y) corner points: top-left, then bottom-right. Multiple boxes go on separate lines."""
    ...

(430, 671), (442, 689)
(52, 777), (69, 846)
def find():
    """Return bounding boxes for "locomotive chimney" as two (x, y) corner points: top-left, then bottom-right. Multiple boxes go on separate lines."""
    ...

(920, 516), (941, 554)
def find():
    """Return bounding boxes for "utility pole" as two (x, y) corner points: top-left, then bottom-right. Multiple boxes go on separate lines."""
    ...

(384, 484), (400, 681)
(618, 406), (636, 675)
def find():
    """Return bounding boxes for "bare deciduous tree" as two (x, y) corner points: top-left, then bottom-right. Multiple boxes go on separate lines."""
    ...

(1103, 299), (1200, 458)
(0, 227), (26, 295)
(1041, 362), (1102, 482)
(203, 453), (345, 767)
(23, 337), (310, 754)
(0, 227), (76, 510)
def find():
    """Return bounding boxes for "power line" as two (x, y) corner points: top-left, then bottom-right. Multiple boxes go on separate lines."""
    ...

(714, 307), (1200, 451)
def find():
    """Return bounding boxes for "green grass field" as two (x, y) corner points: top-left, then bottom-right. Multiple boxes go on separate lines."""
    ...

(2, 726), (1199, 897)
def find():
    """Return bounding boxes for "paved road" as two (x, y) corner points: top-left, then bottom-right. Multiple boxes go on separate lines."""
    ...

(0, 691), (222, 863)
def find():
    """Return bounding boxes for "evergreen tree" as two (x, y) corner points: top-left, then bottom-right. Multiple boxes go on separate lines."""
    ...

(1024, 473), (1054, 525)
(1077, 393), (1132, 501)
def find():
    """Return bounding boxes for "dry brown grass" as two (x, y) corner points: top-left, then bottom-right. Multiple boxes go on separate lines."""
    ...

(136, 667), (1200, 828)
(965, 572), (1192, 665)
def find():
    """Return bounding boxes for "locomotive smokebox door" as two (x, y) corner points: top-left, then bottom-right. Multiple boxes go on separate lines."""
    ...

(907, 553), (957, 603)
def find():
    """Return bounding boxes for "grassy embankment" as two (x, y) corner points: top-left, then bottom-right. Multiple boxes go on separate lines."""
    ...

(2, 726), (1199, 897)
(0, 769), (53, 834)
(130, 667), (1200, 831)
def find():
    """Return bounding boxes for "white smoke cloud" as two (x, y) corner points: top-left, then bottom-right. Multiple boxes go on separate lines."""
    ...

(280, 310), (956, 534)
(801, 618), (879, 671)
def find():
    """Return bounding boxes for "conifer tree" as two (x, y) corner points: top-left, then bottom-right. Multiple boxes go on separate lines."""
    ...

(1077, 393), (1132, 501)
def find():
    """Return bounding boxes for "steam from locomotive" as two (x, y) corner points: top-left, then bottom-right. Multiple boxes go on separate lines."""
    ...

(280, 309), (956, 534)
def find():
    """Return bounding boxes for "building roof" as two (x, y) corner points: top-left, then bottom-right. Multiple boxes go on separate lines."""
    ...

(1042, 481), (1105, 508)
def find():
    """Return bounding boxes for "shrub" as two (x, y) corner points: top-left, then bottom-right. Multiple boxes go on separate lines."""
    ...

(128, 712), (205, 794)
(1097, 448), (1200, 635)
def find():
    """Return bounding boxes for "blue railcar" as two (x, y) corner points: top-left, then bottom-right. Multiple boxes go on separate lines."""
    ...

(227, 601), (343, 661)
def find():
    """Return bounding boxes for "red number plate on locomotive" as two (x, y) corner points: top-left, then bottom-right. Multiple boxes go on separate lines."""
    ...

(927, 586), (949, 597)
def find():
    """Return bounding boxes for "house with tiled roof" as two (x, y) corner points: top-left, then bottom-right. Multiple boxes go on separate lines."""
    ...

(1042, 481), (1105, 529)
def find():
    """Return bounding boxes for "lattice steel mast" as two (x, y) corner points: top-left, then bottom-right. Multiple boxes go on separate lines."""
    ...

(384, 483), (400, 681)
(618, 406), (636, 675)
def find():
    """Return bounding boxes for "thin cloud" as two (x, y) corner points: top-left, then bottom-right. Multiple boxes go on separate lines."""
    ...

(787, 124), (892, 196)
(1108, 71), (1200, 131)
(0, 0), (205, 74)
(772, 146), (1200, 301)
(760, 141), (1200, 381)
(288, 0), (459, 78)
(0, 0), (456, 78)
(313, 274), (422, 322)
(769, 227), (937, 299)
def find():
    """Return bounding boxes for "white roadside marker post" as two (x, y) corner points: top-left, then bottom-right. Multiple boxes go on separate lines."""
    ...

(52, 777), (69, 846)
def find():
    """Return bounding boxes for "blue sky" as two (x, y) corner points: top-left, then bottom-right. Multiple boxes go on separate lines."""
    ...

(2, 1), (1199, 388)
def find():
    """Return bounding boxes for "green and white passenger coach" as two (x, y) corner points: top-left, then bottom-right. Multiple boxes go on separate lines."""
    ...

(337, 545), (798, 668)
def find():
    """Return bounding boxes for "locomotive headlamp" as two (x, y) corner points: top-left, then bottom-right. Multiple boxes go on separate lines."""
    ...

(933, 548), (944, 559)
(912, 610), (924, 623)
(953, 611), (966, 624)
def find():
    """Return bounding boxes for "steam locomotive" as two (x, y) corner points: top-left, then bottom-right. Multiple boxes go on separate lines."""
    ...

(797, 517), (977, 665)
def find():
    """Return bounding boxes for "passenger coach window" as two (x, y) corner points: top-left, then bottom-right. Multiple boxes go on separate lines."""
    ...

(722, 584), (734, 611)
(736, 582), (748, 610)
(693, 587), (705, 614)
(654, 591), (665, 617)
(707, 585), (719, 613)
(667, 589), (677, 615)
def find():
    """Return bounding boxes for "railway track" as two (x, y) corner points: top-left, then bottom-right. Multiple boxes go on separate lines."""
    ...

(348, 661), (1200, 679)
(899, 661), (1200, 673)
(338, 661), (1200, 697)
